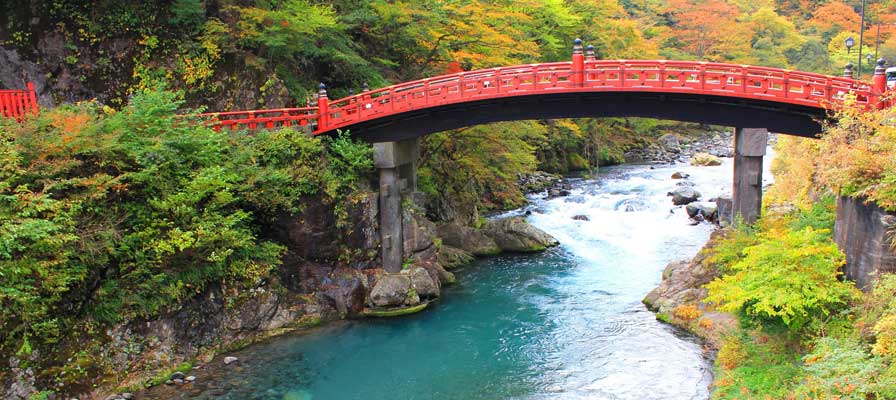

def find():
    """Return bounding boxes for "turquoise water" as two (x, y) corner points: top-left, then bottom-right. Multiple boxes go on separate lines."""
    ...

(143, 159), (766, 400)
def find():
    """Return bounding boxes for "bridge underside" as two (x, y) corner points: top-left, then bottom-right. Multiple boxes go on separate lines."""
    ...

(326, 92), (828, 141)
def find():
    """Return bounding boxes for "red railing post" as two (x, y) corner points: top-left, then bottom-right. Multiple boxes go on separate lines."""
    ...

(572, 39), (584, 87)
(317, 83), (329, 131)
(26, 82), (38, 115)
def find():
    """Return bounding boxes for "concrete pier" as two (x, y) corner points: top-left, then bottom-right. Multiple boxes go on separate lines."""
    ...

(373, 139), (420, 272)
(732, 127), (768, 224)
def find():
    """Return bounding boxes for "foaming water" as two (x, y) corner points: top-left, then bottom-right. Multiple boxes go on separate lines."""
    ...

(142, 156), (772, 400)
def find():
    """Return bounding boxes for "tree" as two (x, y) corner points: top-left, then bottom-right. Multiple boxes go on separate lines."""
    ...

(662, 0), (753, 62)
(809, 1), (862, 41)
(746, 7), (805, 67)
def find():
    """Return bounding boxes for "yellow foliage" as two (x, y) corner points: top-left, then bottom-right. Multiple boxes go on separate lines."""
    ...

(766, 135), (821, 210)
(717, 337), (746, 371)
(816, 102), (896, 211)
(872, 314), (896, 357)
(673, 303), (703, 321)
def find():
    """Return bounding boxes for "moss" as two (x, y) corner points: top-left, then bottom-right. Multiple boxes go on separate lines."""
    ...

(363, 302), (429, 317)
(656, 312), (672, 324)
(143, 360), (194, 388)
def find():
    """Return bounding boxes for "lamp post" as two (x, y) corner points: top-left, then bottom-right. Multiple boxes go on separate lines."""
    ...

(858, 0), (866, 79)
(846, 36), (855, 54)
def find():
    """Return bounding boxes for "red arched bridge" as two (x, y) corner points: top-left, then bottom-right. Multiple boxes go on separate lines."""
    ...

(201, 45), (891, 140)
(1, 40), (892, 274)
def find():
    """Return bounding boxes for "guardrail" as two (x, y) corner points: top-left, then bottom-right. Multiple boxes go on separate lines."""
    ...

(1, 82), (39, 121)
(204, 60), (884, 134)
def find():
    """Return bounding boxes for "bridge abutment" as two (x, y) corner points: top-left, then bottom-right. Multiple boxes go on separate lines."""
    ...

(374, 139), (420, 273)
(732, 127), (768, 225)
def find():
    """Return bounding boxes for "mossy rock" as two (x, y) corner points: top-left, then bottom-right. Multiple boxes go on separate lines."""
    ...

(363, 302), (429, 318)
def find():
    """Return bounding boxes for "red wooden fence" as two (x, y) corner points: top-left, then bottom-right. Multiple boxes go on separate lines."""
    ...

(0, 82), (39, 120)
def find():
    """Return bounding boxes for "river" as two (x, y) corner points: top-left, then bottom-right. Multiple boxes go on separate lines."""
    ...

(143, 155), (773, 400)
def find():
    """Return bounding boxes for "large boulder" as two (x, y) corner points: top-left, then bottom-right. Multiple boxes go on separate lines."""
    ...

(407, 267), (440, 299)
(668, 187), (701, 206)
(403, 210), (436, 256)
(715, 196), (733, 225)
(482, 217), (559, 252)
(685, 202), (718, 221)
(437, 246), (474, 269)
(368, 275), (414, 308)
(658, 134), (681, 151)
(690, 153), (722, 166)
(437, 223), (501, 256)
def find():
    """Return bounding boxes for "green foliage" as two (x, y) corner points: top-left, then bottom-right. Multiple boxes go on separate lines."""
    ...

(0, 90), (372, 363)
(707, 226), (857, 331)
(795, 337), (890, 399)
(418, 121), (546, 222)
(712, 332), (803, 399)
(706, 200), (858, 332)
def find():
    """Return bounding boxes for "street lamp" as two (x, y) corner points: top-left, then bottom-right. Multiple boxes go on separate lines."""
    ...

(846, 36), (856, 54)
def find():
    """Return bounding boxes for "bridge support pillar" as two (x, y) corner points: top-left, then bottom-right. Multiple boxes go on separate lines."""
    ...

(374, 139), (420, 273)
(732, 127), (768, 225)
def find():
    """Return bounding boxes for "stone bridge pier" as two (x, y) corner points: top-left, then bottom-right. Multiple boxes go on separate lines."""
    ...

(731, 127), (768, 225)
(372, 127), (768, 271)
(374, 139), (420, 273)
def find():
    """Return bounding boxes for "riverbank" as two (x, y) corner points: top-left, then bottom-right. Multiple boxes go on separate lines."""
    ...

(138, 158), (735, 399)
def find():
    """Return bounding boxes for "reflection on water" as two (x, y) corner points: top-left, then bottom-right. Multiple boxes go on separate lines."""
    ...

(142, 157), (768, 400)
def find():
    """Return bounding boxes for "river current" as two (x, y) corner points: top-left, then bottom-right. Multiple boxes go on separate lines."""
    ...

(144, 155), (774, 400)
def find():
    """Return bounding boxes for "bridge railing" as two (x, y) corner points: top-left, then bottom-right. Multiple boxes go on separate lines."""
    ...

(204, 59), (883, 134)
(1, 83), (39, 121)
(324, 62), (574, 130)
(583, 61), (876, 108)
(317, 60), (877, 134)
(202, 106), (318, 132)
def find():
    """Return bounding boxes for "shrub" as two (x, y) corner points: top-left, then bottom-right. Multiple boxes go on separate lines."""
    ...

(0, 89), (372, 361)
(706, 226), (858, 332)
(816, 100), (896, 211)
(673, 303), (702, 322)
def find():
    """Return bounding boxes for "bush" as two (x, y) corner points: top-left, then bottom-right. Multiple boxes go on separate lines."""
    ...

(0, 90), (372, 360)
(706, 225), (858, 332)
(816, 100), (896, 211)
(713, 333), (802, 398)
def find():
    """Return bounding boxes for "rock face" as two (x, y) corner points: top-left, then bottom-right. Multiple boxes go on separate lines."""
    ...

(833, 196), (896, 290)
(482, 217), (559, 252)
(643, 231), (737, 348)
(668, 187), (701, 205)
(437, 223), (501, 256)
